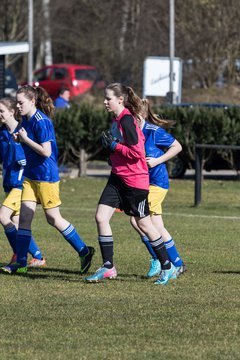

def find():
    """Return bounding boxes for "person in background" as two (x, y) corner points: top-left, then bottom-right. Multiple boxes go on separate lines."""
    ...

(130, 98), (186, 277)
(0, 97), (46, 267)
(54, 87), (71, 108)
(0, 86), (94, 275)
(85, 83), (177, 285)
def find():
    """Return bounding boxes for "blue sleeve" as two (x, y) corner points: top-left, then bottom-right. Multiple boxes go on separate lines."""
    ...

(154, 127), (175, 148)
(14, 142), (26, 162)
(34, 119), (54, 144)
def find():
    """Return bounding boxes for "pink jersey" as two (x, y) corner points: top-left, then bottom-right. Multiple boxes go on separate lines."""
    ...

(109, 108), (149, 190)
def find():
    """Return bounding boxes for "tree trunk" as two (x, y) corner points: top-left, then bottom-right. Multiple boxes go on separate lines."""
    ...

(78, 148), (87, 177)
(42, 0), (53, 65)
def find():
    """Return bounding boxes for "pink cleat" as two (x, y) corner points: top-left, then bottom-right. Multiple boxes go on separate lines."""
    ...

(85, 266), (117, 283)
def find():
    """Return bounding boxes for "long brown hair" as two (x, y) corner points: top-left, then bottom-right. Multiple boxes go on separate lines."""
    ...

(17, 85), (55, 118)
(141, 99), (175, 129)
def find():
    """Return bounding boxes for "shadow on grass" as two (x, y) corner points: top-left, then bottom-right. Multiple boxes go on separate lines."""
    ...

(0, 263), (149, 282)
(35, 268), (148, 282)
(29, 267), (148, 280)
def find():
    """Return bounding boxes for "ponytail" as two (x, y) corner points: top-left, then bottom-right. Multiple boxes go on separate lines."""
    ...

(35, 87), (55, 118)
(125, 86), (142, 117)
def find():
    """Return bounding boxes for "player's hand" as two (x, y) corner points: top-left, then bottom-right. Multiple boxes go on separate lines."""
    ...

(145, 156), (160, 168)
(17, 127), (28, 143)
(101, 130), (118, 151)
(12, 132), (20, 143)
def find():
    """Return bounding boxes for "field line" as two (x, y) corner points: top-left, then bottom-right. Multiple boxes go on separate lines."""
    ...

(53, 207), (240, 220)
(165, 212), (240, 220)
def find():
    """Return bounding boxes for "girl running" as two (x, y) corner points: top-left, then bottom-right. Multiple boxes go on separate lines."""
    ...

(85, 83), (176, 284)
(1, 86), (94, 275)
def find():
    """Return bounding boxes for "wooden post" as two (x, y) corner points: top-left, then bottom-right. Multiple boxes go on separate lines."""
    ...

(195, 145), (203, 206)
(194, 143), (240, 206)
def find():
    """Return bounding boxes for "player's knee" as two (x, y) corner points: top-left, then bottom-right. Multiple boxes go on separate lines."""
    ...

(0, 214), (10, 226)
(136, 219), (149, 233)
(46, 215), (56, 227)
(137, 222), (146, 233)
(95, 212), (107, 225)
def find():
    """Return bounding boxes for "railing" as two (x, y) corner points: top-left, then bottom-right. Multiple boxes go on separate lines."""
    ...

(194, 144), (240, 206)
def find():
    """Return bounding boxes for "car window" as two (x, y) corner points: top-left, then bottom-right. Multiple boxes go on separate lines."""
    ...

(75, 69), (97, 81)
(34, 68), (51, 81)
(51, 68), (67, 80)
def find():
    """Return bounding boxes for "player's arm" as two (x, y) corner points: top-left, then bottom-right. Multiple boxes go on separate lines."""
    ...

(114, 115), (143, 159)
(146, 139), (182, 168)
(17, 127), (52, 157)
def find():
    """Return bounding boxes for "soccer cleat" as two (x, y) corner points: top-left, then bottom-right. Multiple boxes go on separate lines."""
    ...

(154, 263), (177, 285)
(85, 266), (117, 283)
(28, 258), (47, 268)
(175, 263), (187, 276)
(79, 246), (95, 274)
(147, 258), (161, 277)
(10, 253), (17, 264)
(0, 262), (27, 275)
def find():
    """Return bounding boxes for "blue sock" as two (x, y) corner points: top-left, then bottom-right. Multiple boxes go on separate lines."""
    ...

(4, 225), (17, 253)
(16, 228), (31, 267)
(165, 239), (183, 266)
(4, 226), (42, 260)
(28, 238), (42, 260)
(61, 224), (88, 256)
(141, 235), (158, 260)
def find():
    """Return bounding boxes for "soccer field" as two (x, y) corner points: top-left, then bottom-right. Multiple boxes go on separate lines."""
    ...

(0, 176), (239, 360)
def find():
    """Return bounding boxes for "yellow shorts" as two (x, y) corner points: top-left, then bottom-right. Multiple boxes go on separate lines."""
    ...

(148, 185), (168, 215)
(2, 188), (22, 216)
(22, 178), (62, 209)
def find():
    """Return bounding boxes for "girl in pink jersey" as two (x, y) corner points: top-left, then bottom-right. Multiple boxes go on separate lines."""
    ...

(85, 83), (176, 284)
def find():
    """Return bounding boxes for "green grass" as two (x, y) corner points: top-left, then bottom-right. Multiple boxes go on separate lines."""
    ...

(0, 177), (239, 360)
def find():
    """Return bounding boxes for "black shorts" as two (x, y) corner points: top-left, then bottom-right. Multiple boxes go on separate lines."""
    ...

(99, 172), (149, 218)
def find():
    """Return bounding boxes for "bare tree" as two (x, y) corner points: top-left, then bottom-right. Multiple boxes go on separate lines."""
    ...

(0, 0), (28, 70)
(2, 0), (240, 92)
(175, 0), (240, 88)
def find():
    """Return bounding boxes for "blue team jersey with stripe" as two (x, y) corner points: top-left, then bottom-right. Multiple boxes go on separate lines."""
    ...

(0, 125), (25, 192)
(21, 110), (60, 182)
(143, 121), (175, 189)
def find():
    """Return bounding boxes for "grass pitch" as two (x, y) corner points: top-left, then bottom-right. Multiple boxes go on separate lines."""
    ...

(0, 176), (239, 360)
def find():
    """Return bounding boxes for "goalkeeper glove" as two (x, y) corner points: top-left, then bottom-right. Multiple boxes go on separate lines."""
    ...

(101, 130), (119, 151)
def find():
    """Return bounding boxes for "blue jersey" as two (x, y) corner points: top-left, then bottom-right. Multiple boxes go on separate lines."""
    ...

(143, 121), (175, 189)
(54, 97), (70, 109)
(21, 110), (60, 182)
(0, 125), (25, 192)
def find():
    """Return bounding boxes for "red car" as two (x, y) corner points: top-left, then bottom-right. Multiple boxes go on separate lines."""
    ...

(32, 63), (105, 99)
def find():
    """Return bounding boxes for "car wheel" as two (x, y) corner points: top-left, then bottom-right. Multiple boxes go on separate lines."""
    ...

(168, 156), (187, 178)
